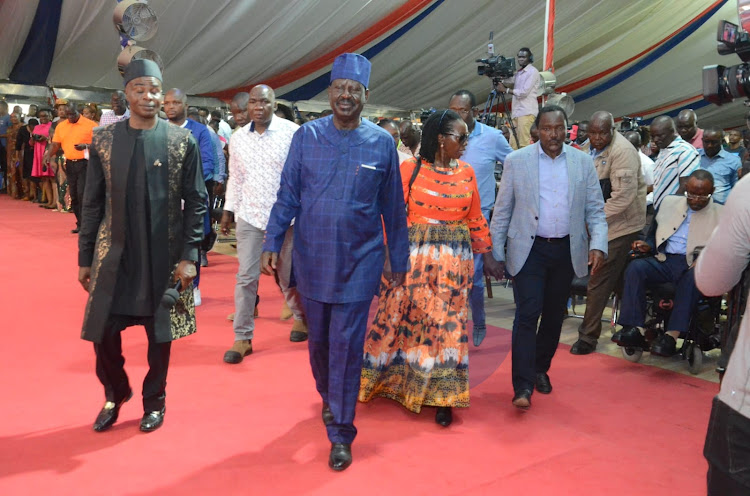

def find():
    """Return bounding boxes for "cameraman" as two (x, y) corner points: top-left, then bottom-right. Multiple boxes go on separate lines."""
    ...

(696, 176), (750, 495)
(495, 48), (540, 149)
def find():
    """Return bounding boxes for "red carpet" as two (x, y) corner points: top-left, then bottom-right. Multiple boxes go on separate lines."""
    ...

(0, 195), (716, 496)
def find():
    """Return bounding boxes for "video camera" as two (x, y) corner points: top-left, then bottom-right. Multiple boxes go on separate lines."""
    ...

(476, 32), (516, 81)
(703, 1), (750, 105)
(619, 116), (643, 132)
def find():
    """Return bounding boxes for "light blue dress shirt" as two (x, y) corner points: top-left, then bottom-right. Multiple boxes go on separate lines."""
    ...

(461, 120), (513, 214)
(537, 147), (570, 238)
(665, 208), (693, 255)
(699, 148), (740, 204)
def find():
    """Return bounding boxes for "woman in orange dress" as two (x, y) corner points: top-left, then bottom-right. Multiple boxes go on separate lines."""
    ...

(359, 110), (492, 427)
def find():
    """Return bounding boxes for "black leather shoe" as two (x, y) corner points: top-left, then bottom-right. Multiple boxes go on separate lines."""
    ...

(512, 389), (532, 410)
(435, 407), (453, 427)
(328, 443), (352, 471)
(570, 339), (596, 355)
(617, 326), (647, 348)
(140, 407), (165, 432)
(611, 328), (624, 344)
(93, 390), (133, 432)
(71, 228), (80, 234)
(322, 404), (334, 426)
(650, 333), (677, 357)
(535, 373), (552, 394)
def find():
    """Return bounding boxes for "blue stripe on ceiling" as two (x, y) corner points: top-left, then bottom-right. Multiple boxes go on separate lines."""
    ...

(575, 0), (728, 103)
(8, 0), (64, 85)
(279, 0), (445, 101)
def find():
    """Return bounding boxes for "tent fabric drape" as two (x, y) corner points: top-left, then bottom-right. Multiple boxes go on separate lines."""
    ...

(0, 0), (747, 128)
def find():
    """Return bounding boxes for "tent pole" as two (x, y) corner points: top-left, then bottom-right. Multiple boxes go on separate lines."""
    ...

(543, 0), (556, 72)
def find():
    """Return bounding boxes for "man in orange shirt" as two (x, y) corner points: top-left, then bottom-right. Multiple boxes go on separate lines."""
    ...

(43, 101), (98, 233)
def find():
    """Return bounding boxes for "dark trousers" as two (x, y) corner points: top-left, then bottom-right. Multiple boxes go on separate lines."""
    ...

(93, 314), (172, 412)
(299, 295), (371, 444)
(511, 237), (575, 393)
(704, 397), (750, 495)
(469, 209), (492, 328)
(66, 159), (88, 228)
(618, 254), (700, 332)
(578, 231), (640, 344)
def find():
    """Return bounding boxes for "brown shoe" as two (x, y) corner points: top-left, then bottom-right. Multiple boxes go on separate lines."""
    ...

(227, 312), (235, 321)
(280, 301), (293, 321)
(223, 339), (252, 364)
(290, 320), (308, 342)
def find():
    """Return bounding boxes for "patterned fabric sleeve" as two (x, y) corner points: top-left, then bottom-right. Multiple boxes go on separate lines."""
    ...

(465, 166), (492, 254)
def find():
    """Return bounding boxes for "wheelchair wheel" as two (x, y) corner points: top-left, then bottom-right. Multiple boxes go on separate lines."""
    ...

(686, 342), (703, 375)
(621, 346), (643, 363)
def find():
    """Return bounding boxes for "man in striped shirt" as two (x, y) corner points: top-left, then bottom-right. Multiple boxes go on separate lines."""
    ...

(651, 115), (700, 210)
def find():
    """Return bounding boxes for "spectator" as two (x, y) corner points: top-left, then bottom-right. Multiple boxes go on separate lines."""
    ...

(15, 117), (38, 201)
(210, 109), (232, 142)
(571, 111), (646, 355)
(377, 118), (410, 163)
(398, 119), (420, 157)
(724, 129), (746, 158)
(31, 109), (55, 207)
(700, 126), (741, 204)
(614, 170), (721, 356)
(675, 109), (703, 150)
(99, 91), (129, 126)
(650, 115), (700, 210)
(229, 92), (250, 130)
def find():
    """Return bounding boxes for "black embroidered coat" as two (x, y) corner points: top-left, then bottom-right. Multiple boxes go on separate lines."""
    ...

(78, 119), (207, 343)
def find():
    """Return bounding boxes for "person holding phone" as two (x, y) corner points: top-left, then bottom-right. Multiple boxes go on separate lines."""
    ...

(42, 101), (97, 233)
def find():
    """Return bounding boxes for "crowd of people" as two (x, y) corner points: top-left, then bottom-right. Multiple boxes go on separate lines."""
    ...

(2, 48), (749, 492)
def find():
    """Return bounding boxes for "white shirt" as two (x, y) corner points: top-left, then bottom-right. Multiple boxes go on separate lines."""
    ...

(224, 115), (299, 230)
(217, 119), (232, 143)
(639, 150), (655, 205)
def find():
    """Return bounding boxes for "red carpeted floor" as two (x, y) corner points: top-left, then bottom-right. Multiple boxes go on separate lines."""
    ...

(0, 195), (716, 496)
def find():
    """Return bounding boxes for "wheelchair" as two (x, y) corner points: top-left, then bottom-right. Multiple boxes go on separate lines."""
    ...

(613, 253), (725, 375)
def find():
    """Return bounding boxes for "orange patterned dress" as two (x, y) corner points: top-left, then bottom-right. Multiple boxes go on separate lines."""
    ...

(359, 157), (491, 412)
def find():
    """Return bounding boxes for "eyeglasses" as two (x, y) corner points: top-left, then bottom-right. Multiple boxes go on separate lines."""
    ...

(444, 132), (469, 145)
(684, 192), (712, 200)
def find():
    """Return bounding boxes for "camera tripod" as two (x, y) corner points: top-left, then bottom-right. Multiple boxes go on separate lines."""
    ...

(479, 82), (520, 147)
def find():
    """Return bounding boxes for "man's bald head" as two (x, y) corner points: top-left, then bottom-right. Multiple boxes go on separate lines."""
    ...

(588, 111), (615, 151)
(624, 131), (641, 150)
(675, 109), (698, 141)
(650, 116), (677, 150)
(163, 88), (187, 123)
(165, 88), (187, 103)
(248, 84), (276, 131)
(230, 92), (250, 128)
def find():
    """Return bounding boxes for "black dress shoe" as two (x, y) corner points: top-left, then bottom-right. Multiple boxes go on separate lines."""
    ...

(650, 333), (677, 357)
(617, 326), (647, 348)
(93, 390), (133, 432)
(535, 373), (553, 394)
(322, 404), (334, 426)
(435, 407), (453, 426)
(328, 443), (352, 471)
(512, 389), (532, 410)
(610, 329), (624, 344)
(71, 228), (79, 234)
(140, 407), (165, 432)
(570, 339), (596, 355)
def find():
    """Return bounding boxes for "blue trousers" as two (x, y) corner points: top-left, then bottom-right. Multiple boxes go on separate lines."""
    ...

(469, 209), (492, 328)
(299, 295), (371, 444)
(618, 254), (700, 332)
(511, 237), (574, 393)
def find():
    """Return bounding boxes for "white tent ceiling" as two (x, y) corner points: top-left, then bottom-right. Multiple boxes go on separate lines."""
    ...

(0, 0), (747, 128)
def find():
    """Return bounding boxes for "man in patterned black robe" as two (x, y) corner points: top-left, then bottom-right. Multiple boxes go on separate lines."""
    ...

(78, 60), (206, 433)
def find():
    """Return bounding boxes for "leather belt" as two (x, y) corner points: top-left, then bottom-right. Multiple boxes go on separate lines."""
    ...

(67, 158), (88, 163)
(535, 235), (570, 243)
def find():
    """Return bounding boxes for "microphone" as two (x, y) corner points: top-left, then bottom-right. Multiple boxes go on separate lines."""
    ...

(161, 280), (183, 309)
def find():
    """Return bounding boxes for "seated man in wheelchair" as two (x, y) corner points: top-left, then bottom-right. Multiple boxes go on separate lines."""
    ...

(613, 169), (722, 356)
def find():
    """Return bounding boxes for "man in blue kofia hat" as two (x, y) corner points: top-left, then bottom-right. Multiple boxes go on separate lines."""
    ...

(261, 53), (409, 471)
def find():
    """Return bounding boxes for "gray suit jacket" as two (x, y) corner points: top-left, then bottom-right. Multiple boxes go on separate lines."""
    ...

(490, 143), (608, 278)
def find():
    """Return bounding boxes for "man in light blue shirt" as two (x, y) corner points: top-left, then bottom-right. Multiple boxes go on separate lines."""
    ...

(449, 89), (513, 346)
(699, 127), (740, 205)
